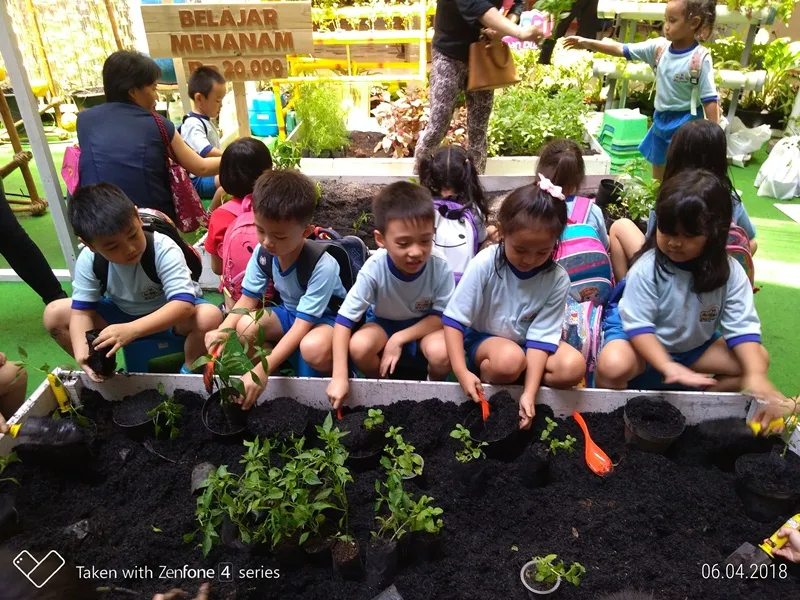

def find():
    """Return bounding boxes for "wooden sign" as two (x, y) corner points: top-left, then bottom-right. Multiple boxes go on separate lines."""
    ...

(184, 57), (287, 82)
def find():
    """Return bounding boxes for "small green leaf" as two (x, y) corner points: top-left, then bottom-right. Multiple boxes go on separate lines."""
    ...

(152, 525), (162, 533)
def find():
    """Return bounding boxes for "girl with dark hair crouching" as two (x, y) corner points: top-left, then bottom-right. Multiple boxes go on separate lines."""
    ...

(596, 169), (789, 427)
(442, 179), (587, 430)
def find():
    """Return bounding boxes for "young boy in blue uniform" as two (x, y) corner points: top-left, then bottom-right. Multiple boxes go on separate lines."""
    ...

(43, 183), (223, 381)
(327, 182), (454, 408)
(205, 170), (346, 408)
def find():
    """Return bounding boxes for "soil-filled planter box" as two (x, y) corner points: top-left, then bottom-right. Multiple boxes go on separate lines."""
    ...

(0, 373), (798, 599)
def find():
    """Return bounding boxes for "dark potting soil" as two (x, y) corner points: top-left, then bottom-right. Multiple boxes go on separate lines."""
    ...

(338, 410), (383, 453)
(203, 396), (246, 435)
(736, 452), (800, 495)
(468, 390), (518, 442)
(246, 396), (309, 440)
(3, 390), (800, 599)
(625, 396), (686, 438)
(332, 539), (360, 565)
(112, 389), (161, 427)
(346, 131), (393, 158)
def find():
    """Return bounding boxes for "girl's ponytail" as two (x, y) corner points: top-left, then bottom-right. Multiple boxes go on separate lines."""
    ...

(462, 149), (489, 220)
(536, 139), (585, 197)
(420, 145), (488, 219)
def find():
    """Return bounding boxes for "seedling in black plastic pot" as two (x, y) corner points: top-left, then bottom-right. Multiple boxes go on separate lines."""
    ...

(382, 426), (423, 479)
(540, 417), (577, 455)
(365, 408), (385, 431)
(147, 383), (184, 440)
(450, 424), (487, 463)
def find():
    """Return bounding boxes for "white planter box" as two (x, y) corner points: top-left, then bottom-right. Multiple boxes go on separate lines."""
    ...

(3, 369), (797, 458)
(597, 1), (775, 24)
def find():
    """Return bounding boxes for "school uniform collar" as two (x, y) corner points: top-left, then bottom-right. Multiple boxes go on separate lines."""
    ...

(188, 111), (211, 121)
(670, 258), (696, 271)
(508, 262), (545, 280)
(669, 41), (699, 55)
(387, 254), (426, 281)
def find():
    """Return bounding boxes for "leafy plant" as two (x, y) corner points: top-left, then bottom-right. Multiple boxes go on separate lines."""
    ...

(739, 37), (800, 118)
(0, 451), (21, 486)
(352, 210), (371, 234)
(382, 426), (423, 478)
(294, 82), (350, 157)
(540, 417), (577, 455)
(450, 424), (487, 463)
(272, 139), (302, 170)
(725, 0), (795, 23)
(530, 554), (586, 587)
(364, 408), (384, 431)
(607, 158), (660, 223)
(147, 383), (184, 440)
(372, 469), (443, 542)
(533, 0), (575, 29)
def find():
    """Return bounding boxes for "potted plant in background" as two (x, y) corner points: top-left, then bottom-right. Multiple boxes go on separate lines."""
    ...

(603, 158), (659, 232)
(520, 554), (586, 595)
(294, 82), (351, 158)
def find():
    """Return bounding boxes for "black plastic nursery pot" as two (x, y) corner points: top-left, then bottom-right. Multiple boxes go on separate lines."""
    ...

(339, 410), (386, 472)
(453, 458), (488, 497)
(623, 396), (686, 454)
(85, 329), (117, 378)
(332, 539), (363, 581)
(201, 390), (247, 440)
(734, 452), (800, 523)
(522, 442), (552, 489)
(366, 537), (399, 590)
(112, 390), (162, 440)
(595, 178), (623, 209)
(464, 394), (520, 461)
(735, 108), (787, 131)
(0, 494), (19, 541)
(403, 530), (443, 565)
(304, 536), (334, 567)
(246, 397), (309, 440)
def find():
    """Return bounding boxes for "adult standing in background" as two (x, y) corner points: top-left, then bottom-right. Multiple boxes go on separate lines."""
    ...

(538, 0), (600, 64)
(77, 51), (220, 221)
(414, 0), (544, 174)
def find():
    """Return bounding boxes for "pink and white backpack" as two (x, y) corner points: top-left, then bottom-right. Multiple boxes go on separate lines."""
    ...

(727, 223), (757, 292)
(554, 196), (614, 306)
(219, 195), (262, 303)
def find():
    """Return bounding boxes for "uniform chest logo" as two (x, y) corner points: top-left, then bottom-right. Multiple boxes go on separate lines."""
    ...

(414, 297), (433, 312)
(142, 285), (161, 301)
(520, 310), (538, 323)
(699, 305), (720, 323)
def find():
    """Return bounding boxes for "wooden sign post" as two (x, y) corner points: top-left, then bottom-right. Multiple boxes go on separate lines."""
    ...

(142, 2), (312, 136)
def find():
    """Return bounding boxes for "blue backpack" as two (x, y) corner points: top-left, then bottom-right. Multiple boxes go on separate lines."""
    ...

(255, 227), (369, 311)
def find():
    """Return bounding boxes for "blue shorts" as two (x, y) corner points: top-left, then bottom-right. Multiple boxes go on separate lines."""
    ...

(272, 305), (336, 334)
(639, 109), (701, 166)
(191, 175), (218, 199)
(366, 308), (422, 358)
(464, 328), (525, 371)
(96, 296), (214, 332)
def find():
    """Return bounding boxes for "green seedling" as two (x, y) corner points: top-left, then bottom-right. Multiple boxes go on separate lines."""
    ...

(540, 417), (577, 455)
(147, 383), (184, 440)
(450, 424), (487, 463)
(530, 554), (586, 587)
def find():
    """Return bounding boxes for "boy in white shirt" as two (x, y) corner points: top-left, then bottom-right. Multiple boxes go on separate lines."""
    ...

(327, 182), (454, 408)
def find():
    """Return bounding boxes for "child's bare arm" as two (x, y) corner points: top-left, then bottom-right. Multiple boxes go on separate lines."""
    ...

(563, 37), (625, 57)
(327, 323), (353, 408)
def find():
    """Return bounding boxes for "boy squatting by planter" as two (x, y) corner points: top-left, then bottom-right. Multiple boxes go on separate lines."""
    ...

(596, 169), (791, 427)
(327, 182), (456, 408)
(182, 66), (226, 209)
(43, 183), (223, 382)
(443, 177), (587, 430)
(205, 170), (347, 409)
(565, 0), (719, 181)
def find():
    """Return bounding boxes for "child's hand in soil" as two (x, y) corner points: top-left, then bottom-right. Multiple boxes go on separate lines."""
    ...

(380, 335), (404, 377)
(204, 328), (230, 353)
(93, 323), (138, 357)
(662, 362), (715, 389)
(773, 528), (800, 563)
(238, 369), (266, 409)
(153, 583), (210, 600)
(327, 376), (349, 409)
(457, 370), (484, 404)
(519, 391), (536, 430)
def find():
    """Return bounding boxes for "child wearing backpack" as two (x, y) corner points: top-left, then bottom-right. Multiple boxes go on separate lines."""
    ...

(204, 137), (273, 309)
(443, 180), (587, 430)
(608, 119), (758, 280)
(565, 0), (719, 180)
(595, 169), (788, 426)
(43, 183), (223, 381)
(183, 67), (227, 206)
(327, 182), (455, 408)
(418, 145), (492, 283)
(205, 170), (349, 409)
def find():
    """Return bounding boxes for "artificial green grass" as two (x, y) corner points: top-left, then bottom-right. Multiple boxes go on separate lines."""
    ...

(0, 143), (798, 399)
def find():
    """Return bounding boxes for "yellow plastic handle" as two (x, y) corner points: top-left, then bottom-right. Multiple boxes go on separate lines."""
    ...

(760, 514), (800, 557)
(47, 374), (69, 413)
(748, 414), (798, 436)
(8, 424), (21, 438)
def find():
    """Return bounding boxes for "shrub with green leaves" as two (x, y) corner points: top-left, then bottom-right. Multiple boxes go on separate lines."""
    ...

(372, 470), (443, 542)
(382, 426), (423, 478)
(272, 140), (302, 170)
(295, 82), (350, 156)
(608, 158), (660, 223)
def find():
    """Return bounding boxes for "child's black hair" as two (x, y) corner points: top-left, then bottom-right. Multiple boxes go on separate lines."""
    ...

(102, 50), (161, 104)
(188, 66), (226, 99)
(536, 139), (585, 197)
(68, 182), (137, 241)
(679, 0), (716, 40)
(418, 146), (488, 219)
(0, 549), (98, 600)
(373, 181), (435, 233)
(495, 182), (568, 273)
(252, 169), (317, 224)
(632, 168), (732, 294)
(664, 119), (741, 206)
(219, 137), (273, 199)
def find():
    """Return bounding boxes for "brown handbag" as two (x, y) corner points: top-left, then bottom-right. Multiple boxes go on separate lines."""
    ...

(467, 36), (520, 92)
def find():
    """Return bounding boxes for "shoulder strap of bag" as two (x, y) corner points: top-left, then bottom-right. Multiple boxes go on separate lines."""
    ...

(152, 112), (178, 165)
(570, 196), (593, 224)
(92, 231), (158, 295)
(296, 240), (328, 291)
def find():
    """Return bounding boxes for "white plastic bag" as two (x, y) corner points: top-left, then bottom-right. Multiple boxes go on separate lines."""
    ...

(754, 136), (800, 200)
(727, 117), (772, 161)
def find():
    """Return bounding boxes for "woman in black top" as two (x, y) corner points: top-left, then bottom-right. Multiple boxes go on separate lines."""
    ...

(414, 0), (542, 174)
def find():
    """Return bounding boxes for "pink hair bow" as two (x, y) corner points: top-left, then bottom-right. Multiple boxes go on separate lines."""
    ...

(538, 174), (565, 201)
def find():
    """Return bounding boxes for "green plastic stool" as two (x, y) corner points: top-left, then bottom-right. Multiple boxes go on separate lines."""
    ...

(601, 109), (649, 147)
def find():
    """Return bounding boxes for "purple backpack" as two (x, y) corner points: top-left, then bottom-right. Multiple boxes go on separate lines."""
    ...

(433, 198), (480, 284)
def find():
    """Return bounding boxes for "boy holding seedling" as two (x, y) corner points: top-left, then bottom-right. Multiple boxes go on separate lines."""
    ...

(43, 183), (223, 381)
(327, 182), (454, 409)
(205, 170), (347, 409)
(183, 66), (226, 206)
